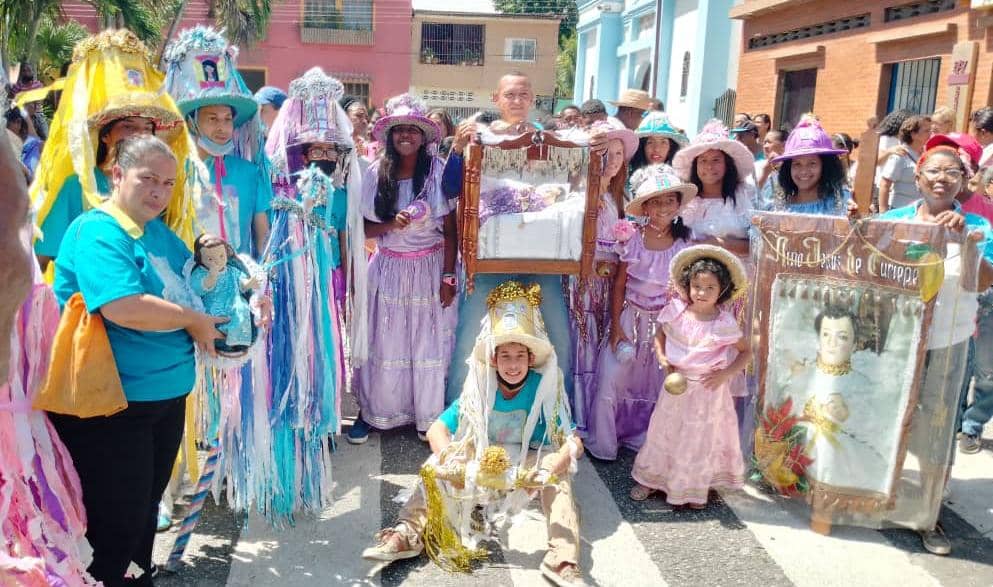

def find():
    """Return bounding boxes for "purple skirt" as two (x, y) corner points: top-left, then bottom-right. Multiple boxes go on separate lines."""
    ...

(356, 244), (457, 431)
(585, 302), (666, 461)
(566, 274), (613, 433)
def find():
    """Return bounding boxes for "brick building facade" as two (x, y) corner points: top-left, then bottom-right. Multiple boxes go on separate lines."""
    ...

(731, 0), (993, 137)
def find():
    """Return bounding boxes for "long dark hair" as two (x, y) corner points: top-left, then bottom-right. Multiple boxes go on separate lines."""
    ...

(778, 154), (847, 201)
(630, 136), (679, 171)
(375, 127), (434, 222)
(689, 151), (740, 204)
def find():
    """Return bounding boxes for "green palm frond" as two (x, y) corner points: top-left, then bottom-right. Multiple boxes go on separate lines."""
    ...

(35, 17), (88, 80)
(209, 0), (273, 48)
(84, 0), (163, 43)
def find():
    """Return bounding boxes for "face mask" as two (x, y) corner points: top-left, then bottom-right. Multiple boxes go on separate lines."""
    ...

(310, 160), (337, 177)
(197, 135), (234, 157)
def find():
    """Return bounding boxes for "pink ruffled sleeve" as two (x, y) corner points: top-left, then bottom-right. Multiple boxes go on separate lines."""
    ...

(710, 308), (744, 347)
(617, 230), (645, 264)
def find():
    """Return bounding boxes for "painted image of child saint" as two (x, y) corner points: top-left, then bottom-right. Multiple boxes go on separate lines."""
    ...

(776, 305), (907, 498)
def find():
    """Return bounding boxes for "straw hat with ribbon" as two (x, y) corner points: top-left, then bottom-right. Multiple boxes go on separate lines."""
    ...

(625, 164), (697, 217)
(672, 119), (756, 181)
(371, 93), (442, 144)
(669, 244), (749, 303)
(30, 29), (197, 248)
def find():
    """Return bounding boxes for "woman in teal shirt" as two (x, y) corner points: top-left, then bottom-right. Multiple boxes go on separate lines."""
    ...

(47, 135), (226, 586)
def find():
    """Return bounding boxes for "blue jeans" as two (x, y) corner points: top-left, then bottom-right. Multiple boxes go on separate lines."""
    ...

(961, 295), (993, 437)
(445, 273), (574, 405)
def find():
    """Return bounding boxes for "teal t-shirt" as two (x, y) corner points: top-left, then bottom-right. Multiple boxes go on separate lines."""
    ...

(880, 200), (993, 262)
(325, 185), (348, 267)
(53, 206), (196, 402)
(439, 371), (570, 446)
(35, 169), (112, 257)
(205, 154), (274, 256)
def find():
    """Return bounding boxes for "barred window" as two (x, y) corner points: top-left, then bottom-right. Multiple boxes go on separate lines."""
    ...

(303, 0), (373, 31)
(343, 81), (371, 107)
(420, 23), (485, 66)
(747, 14), (870, 50)
(505, 38), (537, 63)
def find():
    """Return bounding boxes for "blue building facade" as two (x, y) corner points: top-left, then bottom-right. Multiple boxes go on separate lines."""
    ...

(572, 0), (741, 135)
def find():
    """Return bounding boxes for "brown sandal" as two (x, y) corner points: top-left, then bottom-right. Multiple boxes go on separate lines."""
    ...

(629, 484), (656, 501)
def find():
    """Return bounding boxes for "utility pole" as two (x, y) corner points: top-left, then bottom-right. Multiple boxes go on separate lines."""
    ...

(649, 0), (663, 98)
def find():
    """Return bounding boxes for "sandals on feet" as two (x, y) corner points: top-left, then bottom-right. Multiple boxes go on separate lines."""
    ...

(629, 484), (656, 501)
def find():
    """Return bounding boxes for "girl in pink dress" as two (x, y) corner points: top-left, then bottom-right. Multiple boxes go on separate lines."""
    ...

(630, 244), (751, 507)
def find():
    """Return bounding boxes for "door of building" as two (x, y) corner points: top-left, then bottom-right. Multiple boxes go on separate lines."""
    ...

(777, 68), (817, 131)
(886, 57), (941, 115)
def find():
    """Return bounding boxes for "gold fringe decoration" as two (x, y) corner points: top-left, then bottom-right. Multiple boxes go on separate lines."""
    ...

(419, 465), (489, 573)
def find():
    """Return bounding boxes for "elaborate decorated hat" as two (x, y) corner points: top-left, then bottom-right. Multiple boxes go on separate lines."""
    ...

(591, 119), (638, 160)
(672, 119), (756, 181)
(371, 93), (442, 144)
(635, 112), (689, 147)
(30, 29), (198, 248)
(609, 88), (653, 111)
(266, 67), (355, 179)
(669, 244), (749, 302)
(163, 26), (259, 128)
(625, 164), (697, 217)
(771, 118), (846, 164)
(472, 281), (553, 367)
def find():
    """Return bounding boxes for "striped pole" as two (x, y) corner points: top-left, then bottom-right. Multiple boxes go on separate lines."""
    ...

(165, 440), (220, 572)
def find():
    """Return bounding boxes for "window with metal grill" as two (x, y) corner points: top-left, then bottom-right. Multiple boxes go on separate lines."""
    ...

(303, 0), (373, 30)
(680, 52), (690, 99)
(505, 38), (537, 63)
(420, 23), (486, 66)
(343, 81), (371, 107)
(747, 13), (870, 50)
(884, 0), (955, 23)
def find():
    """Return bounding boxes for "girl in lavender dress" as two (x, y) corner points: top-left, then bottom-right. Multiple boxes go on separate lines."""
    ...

(630, 245), (751, 507)
(350, 94), (458, 444)
(567, 121), (637, 433)
(585, 165), (694, 461)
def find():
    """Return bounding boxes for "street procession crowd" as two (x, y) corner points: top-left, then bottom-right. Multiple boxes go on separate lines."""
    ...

(3, 24), (993, 587)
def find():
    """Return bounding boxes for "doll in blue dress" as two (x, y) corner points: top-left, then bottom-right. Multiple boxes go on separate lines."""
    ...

(191, 235), (260, 353)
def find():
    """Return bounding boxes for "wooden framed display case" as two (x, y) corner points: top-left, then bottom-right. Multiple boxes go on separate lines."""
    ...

(457, 130), (603, 293)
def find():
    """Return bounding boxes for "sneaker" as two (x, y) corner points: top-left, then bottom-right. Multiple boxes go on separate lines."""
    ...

(417, 431), (428, 442)
(959, 433), (982, 455)
(347, 417), (371, 445)
(541, 562), (589, 586)
(362, 526), (423, 562)
(919, 524), (951, 555)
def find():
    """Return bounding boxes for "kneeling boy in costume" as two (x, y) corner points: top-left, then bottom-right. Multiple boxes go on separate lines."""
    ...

(363, 280), (586, 586)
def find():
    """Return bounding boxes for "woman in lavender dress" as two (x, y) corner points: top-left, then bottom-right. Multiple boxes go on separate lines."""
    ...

(585, 165), (694, 460)
(568, 121), (637, 433)
(350, 95), (458, 444)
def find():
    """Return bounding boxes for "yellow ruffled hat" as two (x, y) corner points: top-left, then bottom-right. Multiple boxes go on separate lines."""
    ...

(472, 281), (554, 367)
(31, 29), (199, 248)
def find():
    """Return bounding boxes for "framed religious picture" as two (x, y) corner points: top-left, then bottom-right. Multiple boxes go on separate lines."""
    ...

(458, 131), (602, 292)
(750, 212), (979, 534)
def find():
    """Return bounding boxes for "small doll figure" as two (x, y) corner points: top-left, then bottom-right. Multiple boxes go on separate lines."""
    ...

(191, 234), (260, 353)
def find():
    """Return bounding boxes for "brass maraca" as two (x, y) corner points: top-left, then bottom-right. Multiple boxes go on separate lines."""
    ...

(663, 372), (688, 395)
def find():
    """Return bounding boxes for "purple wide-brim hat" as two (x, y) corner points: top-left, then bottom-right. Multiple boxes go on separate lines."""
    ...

(771, 119), (846, 163)
(371, 93), (442, 144)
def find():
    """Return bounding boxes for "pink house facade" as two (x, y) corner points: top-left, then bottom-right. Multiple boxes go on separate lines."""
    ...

(61, 0), (412, 109)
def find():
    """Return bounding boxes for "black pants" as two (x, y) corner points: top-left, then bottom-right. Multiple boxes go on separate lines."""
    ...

(49, 395), (187, 586)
